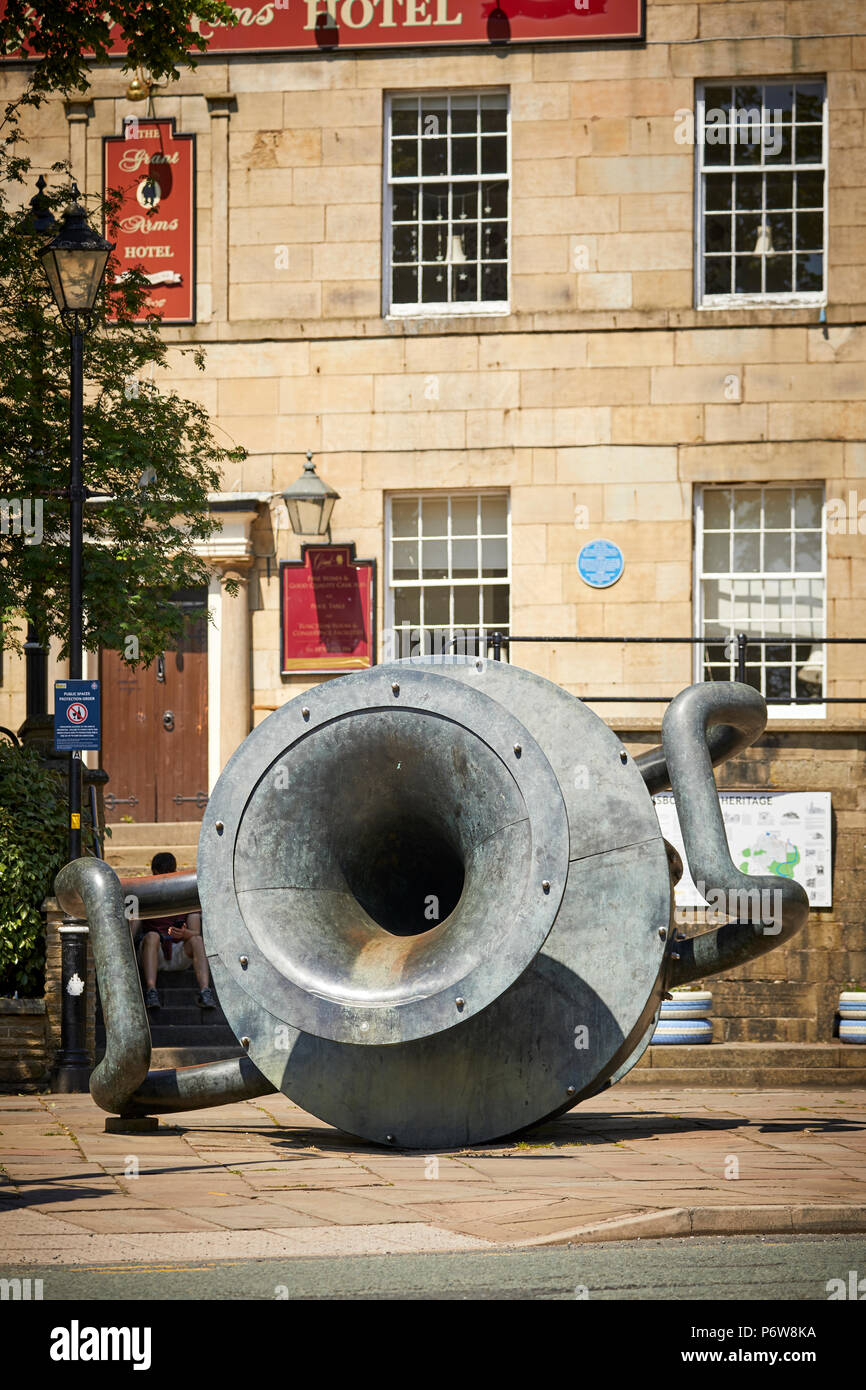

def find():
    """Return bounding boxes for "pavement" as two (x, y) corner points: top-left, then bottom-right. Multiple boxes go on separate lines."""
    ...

(1, 1086), (864, 1265)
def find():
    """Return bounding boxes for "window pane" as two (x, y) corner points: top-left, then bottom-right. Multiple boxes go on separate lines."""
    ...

(735, 173), (762, 209)
(392, 265), (417, 302)
(481, 496), (508, 533)
(480, 97), (507, 132)
(765, 171), (793, 207)
(421, 265), (448, 302)
(453, 264), (478, 302)
(420, 98), (447, 136)
(451, 496), (478, 534)
(421, 539), (447, 578)
(766, 255), (793, 294)
(767, 211), (793, 251)
(796, 253), (823, 292)
(796, 171), (824, 207)
(452, 537), (478, 578)
(764, 532), (791, 572)
(451, 96), (477, 134)
(481, 136), (507, 174)
(392, 141), (418, 177)
(735, 213), (762, 252)
(735, 256), (762, 293)
(423, 586), (449, 626)
(422, 498), (448, 535)
(705, 215), (732, 253)
(394, 587), (420, 626)
(795, 124), (822, 164)
(392, 499), (418, 537)
(393, 185), (419, 221)
(392, 225), (418, 262)
(393, 540), (419, 578)
(795, 532), (821, 572)
(794, 488), (822, 528)
(796, 212), (822, 250)
(763, 125), (792, 164)
(481, 536), (508, 577)
(704, 489), (731, 529)
(764, 490), (791, 528)
(453, 587), (479, 625)
(704, 257), (731, 294)
(703, 532), (730, 571)
(421, 139), (447, 177)
(705, 175), (733, 211)
(795, 84), (824, 123)
(452, 137), (477, 176)
(733, 532), (760, 571)
(482, 584), (509, 625)
(392, 102), (418, 136)
(734, 491), (761, 529)
(764, 84), (794, 117)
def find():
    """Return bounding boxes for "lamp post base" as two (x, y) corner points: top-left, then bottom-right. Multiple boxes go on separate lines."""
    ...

(51, 919), (92, 1093)
(51, 1062), (92, 1094)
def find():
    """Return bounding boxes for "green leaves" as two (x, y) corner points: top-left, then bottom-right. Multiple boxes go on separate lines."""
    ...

(0, 744), (92, 997)
(0, 157), (245, 664)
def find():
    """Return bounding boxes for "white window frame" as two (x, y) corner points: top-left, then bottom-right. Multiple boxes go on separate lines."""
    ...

(694, 484), (827, 719)
(382, 89), (511, 319)
(384, 490), (511, 662)
(695, 77), (828, 310)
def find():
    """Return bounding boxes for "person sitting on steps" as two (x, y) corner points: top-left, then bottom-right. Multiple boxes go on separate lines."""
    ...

(132, 851), (216, 1012)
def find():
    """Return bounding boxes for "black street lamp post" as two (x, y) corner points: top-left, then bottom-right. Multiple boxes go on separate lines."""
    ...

(37, 184), (113, 1091)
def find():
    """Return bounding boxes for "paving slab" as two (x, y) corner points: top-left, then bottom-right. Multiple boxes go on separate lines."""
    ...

(0, 1086), (863, 1262)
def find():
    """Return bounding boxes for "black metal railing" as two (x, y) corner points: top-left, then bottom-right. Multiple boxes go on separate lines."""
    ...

(475, 632), (865, 705)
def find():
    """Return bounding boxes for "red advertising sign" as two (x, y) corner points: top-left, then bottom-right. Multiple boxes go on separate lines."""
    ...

(182, 0), (644, 52)
(103, 118), (196, 325)
(281, 545), (376, 674)
(2, 0), (643, 58)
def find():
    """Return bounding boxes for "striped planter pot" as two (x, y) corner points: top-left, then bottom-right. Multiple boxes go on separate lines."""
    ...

(839, 992), (866, 1044)
(652, 990), (713, 1045)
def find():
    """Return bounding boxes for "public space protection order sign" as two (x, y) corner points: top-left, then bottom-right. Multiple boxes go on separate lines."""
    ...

(54, 680), (101, 753)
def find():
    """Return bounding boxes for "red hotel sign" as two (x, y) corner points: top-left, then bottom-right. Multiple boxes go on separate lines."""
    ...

(2, 1), (643, 58)
(183, 0), (644, 52)
(103, 118), (196, 325)
(281, 545), (376, 674)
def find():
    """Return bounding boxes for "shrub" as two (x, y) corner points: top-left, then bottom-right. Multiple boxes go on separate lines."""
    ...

(0, 743), (93, 997)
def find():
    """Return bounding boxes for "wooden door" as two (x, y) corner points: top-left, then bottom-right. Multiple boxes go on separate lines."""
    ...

(100, 594), (208, 823)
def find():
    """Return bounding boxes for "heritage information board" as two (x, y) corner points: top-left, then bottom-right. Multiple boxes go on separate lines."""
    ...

(654, 791), (833, 910)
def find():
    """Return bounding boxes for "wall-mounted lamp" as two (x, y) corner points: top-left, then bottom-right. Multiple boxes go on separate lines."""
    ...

(125, 70), (151, 102)
(281, 451), (340, 536)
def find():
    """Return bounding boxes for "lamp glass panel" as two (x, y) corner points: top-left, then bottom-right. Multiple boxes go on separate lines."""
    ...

(57, 249), (109, 311)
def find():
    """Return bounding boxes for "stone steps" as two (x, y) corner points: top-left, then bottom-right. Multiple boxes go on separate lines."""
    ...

(623, 1042), (866, 1086)
(102, 821), (199, 873)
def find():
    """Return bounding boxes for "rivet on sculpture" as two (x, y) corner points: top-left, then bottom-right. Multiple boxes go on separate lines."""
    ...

(55, 659), (809, 1148)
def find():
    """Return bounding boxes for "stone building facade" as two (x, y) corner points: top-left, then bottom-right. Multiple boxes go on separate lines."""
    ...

(1, 0), (864, 1046)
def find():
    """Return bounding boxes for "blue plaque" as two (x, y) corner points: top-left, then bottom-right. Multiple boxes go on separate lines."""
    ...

(577, 538), (625, 590)
(54, 679), (101, 752)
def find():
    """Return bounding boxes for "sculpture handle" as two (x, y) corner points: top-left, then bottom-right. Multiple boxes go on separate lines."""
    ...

(658, 682), (809, 987)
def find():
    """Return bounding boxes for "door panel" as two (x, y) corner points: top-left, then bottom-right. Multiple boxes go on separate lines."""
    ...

(100, 597), (208, 824)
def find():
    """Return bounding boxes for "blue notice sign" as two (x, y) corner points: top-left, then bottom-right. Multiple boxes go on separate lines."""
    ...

(577, 538), (625, 589)
(54, 680), (101, 752)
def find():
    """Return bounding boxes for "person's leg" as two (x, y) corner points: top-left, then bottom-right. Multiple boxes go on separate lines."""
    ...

(184, 937), (211, 993)
(140, 932), (160, 991)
